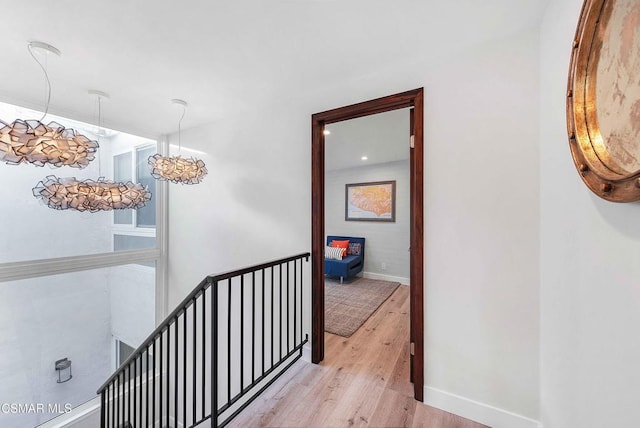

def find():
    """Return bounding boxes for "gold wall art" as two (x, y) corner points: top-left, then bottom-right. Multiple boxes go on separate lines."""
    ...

(345, 180), (396, 222)
(567, 0), (640, 202)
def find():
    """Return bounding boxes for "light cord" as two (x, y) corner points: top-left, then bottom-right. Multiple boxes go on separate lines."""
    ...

(28, 43), (52, 122)
(97, 96), (102, 177)
(177, 104), (186, 154)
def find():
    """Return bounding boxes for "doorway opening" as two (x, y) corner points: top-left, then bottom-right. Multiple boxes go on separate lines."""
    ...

(311, 88), (424, 401)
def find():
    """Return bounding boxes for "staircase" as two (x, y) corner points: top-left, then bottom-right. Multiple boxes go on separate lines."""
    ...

(97, 253), (310, 428)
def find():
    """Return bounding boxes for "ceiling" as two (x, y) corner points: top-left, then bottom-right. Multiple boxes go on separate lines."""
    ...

(0, 1), (549, 139)
(325, 108), (409, 171)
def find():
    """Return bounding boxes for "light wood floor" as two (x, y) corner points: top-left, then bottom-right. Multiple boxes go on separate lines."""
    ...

(228, 285), (486, 428)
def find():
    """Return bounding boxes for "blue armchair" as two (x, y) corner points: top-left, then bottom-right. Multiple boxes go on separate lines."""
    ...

(324, 236), (366, 283)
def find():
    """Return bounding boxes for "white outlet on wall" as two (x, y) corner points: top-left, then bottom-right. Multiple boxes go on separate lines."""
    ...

(381, 262), (387, 270)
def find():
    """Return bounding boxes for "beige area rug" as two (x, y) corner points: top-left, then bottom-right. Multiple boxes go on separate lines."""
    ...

(324, 277), (401, 337)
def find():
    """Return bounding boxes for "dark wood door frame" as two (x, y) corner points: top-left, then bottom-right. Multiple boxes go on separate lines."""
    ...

(311, 88), (424, 401)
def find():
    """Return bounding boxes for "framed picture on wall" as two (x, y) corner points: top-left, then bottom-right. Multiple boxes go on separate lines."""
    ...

(345, 180), (396, 222)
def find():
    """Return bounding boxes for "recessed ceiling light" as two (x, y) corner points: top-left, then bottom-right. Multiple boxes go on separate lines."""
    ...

(323, 129), (331, 135)
(361, 156), (368, 161)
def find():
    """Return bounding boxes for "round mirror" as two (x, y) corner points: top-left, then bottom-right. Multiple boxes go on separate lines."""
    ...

(567, 0), (640, 202)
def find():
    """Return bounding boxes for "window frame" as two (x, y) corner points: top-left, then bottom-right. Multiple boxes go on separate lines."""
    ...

(110, 142), (157, 231)
(111, 142), (157, 256)
(113, 337), (151, 374)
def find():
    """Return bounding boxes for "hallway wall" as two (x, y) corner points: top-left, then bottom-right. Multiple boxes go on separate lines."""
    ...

(540, 0), (640, 426)
(168, 27), (540, 428)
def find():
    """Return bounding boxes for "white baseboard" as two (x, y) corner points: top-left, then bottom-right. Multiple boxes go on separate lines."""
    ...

(424, 386), (541, 428)
(362, 271), (410, 285)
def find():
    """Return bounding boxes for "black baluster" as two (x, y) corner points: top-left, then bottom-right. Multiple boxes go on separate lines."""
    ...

(287, 261), (290, 352)
(271, 266), (274, 367)
(146, 347), (149, 427)
(279, 263), (283, 359)
(121, 371), (125, 428)
(183, 309), (187, 428)
(116, 375), (119, 428)
(240, 274), (244, 393)
(106, 386), (110, 428)
(261, 268), (265, 376)
(212, 281), (219, 428)
(112, 376), (115, 428)
(152, 340), (156, 426)
(127, 363), (135, 423)
(110, 382), (114, 428)
(105, 385), (108, 428)
(193, 299), (197, 426)
(252, 271), (255, 383)
(159, 332), (163, 427)
(106, 387), (110, 428)
(166, 323), (170, 428)
(202, 289), (206, 421)
(227, 278), (231, 406)
(100, 390), (105, 428)
(300, 258), (304, 347)
(174, 317), (178, 428)
(294, 259), (297, 348)
(134, 355), (138, 428)
(139, 355), (143, 428)
(121, 366), (126, 427)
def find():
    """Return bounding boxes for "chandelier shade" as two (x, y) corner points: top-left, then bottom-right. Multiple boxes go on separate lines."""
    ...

(148, 99), (207, 185)
(33, 175), (151, 212)
(0, 42), (98, 169)
(148, 153), (207, 185)
(0, 119), (98, 168)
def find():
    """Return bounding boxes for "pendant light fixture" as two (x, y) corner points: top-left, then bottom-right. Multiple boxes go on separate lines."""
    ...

(148, 99), (207, 185)
(32, 91), (151, 212)
(0, 41), (98, 168)
(32, 175), (151, 212)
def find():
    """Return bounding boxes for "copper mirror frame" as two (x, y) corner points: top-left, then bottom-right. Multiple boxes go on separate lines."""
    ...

(567, 0), (640, 202)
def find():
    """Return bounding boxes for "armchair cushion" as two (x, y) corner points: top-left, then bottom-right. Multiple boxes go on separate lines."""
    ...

(347, 242), (362, 256)
(325, 246), (345, 260)
(330, 239), (350, 250)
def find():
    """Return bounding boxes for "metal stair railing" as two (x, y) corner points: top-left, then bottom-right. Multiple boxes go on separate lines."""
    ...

(97, 252), (310, 428)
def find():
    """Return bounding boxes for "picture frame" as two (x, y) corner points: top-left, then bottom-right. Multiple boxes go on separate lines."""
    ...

(345, 180), (396, 222)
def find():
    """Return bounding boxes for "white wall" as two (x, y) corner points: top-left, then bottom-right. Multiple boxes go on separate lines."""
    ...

(166, 117), (311, 308)
(0, 270), (111, 428)
(109, 264), (156, 352)
(325, 160), (410, 283)
(540, 1), (640, 427)
(0, 264), (158, 428)
(420, 32), (540, 426)
(168, 28), (540, 427)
